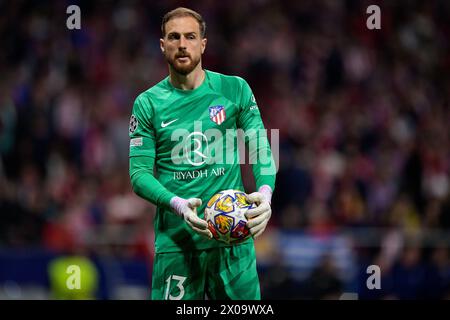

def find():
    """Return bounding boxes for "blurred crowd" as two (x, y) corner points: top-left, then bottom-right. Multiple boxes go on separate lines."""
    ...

(1, 0), (450, 299)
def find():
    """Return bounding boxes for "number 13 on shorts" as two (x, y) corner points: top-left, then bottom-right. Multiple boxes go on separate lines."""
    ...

(164, 275), (187, 300)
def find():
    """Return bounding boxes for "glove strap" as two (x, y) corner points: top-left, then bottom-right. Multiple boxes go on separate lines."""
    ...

(258, 185), (273, 204)
(169, 196), (187, 218)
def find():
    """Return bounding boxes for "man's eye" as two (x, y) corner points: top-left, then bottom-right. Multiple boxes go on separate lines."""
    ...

(188, 35), (196, 40)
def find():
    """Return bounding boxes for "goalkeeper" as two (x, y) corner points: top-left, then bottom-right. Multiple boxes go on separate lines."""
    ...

(129, 7), (277, 300)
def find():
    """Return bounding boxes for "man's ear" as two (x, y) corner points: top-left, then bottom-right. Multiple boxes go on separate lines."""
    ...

(201, 38), (207, 54)
(160, 38), (165, 53)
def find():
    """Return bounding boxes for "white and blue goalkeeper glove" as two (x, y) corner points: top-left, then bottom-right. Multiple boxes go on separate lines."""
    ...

(245, 185), (273, 239)
(170, 196), (213, 239)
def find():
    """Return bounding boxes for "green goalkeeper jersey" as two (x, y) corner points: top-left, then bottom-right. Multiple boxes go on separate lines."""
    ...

(129, 70), (276, 253)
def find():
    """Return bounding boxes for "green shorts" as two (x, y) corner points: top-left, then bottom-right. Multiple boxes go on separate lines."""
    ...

(151, 242), (260, 300)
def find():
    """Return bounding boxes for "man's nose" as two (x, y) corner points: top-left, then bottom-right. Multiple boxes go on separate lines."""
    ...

(178, 36), (187, 49)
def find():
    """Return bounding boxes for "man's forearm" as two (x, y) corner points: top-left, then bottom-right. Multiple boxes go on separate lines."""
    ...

(129, 155), (176, 208)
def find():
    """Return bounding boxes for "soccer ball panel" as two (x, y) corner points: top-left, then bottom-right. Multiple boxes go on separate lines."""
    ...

(214, 214), (234, 234)
(207, 192), (221, 208)
(235, 192), (253, 209)
(214, 195), (234, 213)
(207, 220), (219, 240)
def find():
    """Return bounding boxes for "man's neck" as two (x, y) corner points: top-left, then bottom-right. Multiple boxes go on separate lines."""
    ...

(169, 65), (205, 90)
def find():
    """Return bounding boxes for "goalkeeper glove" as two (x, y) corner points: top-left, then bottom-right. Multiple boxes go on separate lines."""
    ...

(245, 185), (273, 239)
(170, 196), (213, 239)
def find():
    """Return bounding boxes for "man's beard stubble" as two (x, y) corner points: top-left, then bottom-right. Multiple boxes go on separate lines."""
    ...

(166, 51), (201, 76)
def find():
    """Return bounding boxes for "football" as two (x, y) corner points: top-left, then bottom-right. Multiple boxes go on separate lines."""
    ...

(204, 189), (255, 244)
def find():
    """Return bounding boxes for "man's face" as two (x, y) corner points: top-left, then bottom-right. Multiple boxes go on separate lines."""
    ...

(160, 16), (207, 75)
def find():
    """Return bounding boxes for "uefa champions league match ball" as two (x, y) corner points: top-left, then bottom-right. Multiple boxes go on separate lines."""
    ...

(204, 189), (256, 244)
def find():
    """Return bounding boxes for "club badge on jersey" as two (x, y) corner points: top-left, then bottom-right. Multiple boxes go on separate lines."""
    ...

(209, 105), (226, 125)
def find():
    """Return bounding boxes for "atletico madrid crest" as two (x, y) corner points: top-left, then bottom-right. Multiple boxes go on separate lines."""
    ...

(209, 105), (226, 125)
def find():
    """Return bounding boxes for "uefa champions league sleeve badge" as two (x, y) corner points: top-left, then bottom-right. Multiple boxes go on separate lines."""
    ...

(129, 114), (138, 134)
